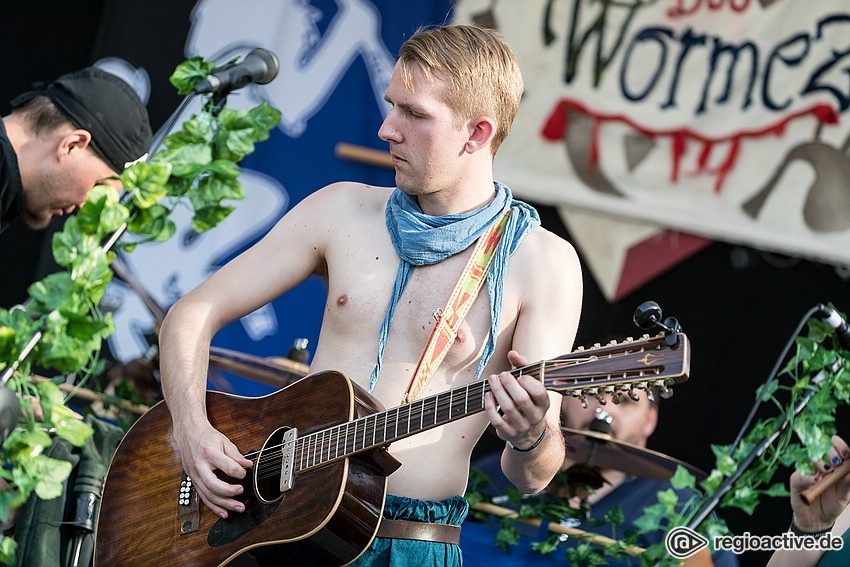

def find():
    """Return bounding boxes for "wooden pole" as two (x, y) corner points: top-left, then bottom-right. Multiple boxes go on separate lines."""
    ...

(472, 501), (645, 556)
(335, 142), (393, 169)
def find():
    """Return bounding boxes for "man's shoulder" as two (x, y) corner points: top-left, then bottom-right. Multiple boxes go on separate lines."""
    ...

(318, 181), (392, 205)
(321, 181), (394, 195)
(517, 223), (577, 259)
(297, 182), (393, 216)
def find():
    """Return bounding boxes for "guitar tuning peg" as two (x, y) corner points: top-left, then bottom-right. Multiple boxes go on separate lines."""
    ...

(646, 388), (656, 403)
(593, 342), (601, 348)
(584, 387), (604, 404)
(611, 392), (624, 404)
(655, 381), (675, 399)
(641, 333), (650, 339)
(625, 336), (634, 343)
(627, 389), (641, 402)
(608, 339), (618, 345)
(579, 395), (589, 409)
(576, 345), (585, 351)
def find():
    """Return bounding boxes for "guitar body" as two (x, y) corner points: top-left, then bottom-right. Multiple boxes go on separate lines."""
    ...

(94, 370), (394, 566)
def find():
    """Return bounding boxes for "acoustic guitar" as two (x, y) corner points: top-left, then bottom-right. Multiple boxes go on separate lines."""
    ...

(93, 332), (690, 566)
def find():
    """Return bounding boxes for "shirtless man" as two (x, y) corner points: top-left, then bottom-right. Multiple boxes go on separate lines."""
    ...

(158, 24), (583, 565)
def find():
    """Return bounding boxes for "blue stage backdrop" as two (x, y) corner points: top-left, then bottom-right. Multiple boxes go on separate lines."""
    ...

(97, 0), (454, 396)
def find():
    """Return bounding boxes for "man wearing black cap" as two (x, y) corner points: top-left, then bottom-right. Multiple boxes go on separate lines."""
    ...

(0, 66), (152, 233)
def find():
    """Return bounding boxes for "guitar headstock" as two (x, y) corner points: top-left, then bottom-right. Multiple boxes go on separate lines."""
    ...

(537, 332), (690, 407)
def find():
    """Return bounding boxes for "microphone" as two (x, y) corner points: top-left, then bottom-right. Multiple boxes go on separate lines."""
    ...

(815, 303), (850, 350)
(192, 48), (280, 94)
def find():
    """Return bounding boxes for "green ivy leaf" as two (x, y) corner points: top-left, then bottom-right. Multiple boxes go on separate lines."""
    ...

(26, 272), (77, 314)
(530, 533), (561, 554)
(31, 454), (73, 500)
(0, 533), (17, 565)
(603, 506), (624, 526)
(164, 114), (213, 146)
(711, 445), (737, 476)
(169, 56), (217, 95)
(4, 428), (53, 463)
(725, 485), (759, 515)
(127, 204), (176, 242)
(565, 542), (608, 566)
(495, 522), (519, 551)
(192, 174), (244, 209)
(191, 205), (235, 232)
(670, 465), (697, 491)
(52, 406), (94, 447)
(36, 311), (109, 373)
(0, 308), (39, 363)
(51, 217), (104, 270)
(122, 161), (173, 209)
(76, 184), (129, 235)
(155, 143), (213, 178)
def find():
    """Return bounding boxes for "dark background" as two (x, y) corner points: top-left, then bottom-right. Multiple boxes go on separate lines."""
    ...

(3, 2), (849, 565)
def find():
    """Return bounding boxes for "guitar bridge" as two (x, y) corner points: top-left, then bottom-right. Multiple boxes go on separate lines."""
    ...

(280, 427), (297, 492)
(178, 473), (201, 535)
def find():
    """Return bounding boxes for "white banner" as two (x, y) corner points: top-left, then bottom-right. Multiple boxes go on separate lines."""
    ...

(456, 0), (850, 267)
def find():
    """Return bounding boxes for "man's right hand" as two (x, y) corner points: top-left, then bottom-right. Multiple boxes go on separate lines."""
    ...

(174, 424), (254, 518)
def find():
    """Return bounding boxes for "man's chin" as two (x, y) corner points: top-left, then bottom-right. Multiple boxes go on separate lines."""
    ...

(22, 212), (52, 231)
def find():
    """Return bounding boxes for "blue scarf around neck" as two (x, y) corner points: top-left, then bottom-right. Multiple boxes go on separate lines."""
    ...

(369, 181), (540, 393)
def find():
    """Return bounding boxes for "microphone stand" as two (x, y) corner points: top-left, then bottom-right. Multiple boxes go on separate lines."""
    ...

(682, 305), (848, 534)
(685, 356), (842, 531)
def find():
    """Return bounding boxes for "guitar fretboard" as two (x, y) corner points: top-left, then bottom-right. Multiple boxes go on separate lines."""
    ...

(294, 379), (492, 471)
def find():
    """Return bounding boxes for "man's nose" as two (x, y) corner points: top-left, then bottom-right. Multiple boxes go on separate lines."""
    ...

(378, 115), (399, 143)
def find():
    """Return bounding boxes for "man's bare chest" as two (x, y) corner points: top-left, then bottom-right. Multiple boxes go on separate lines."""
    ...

(325, 245), (496, 367)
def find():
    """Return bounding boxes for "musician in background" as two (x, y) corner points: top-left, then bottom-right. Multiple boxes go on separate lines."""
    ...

(463, 390), (739, 565)
(0, 66), (149, 557)
(768, 435), (850, 566)
(0, 66), (151, 234)
(158, 24), (582, 566)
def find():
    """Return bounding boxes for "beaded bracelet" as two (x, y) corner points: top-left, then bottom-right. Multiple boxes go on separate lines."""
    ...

(507, 427), (547, 452)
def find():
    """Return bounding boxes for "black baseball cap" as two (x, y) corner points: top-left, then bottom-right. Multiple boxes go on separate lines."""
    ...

(11, 66), (152, 173)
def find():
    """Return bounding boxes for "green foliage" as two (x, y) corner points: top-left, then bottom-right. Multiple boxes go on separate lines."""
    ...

(465, 313), (850, 566)
(0, 55), (281, 565)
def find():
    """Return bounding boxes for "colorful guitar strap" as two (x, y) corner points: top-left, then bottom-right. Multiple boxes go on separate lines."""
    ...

(401, 209), (512, 405)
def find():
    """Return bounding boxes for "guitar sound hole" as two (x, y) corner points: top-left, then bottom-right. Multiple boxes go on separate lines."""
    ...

(254, 427), (288, 503)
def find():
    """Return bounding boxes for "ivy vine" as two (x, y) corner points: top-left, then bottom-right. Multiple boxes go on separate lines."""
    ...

(0, 56), (280, 563)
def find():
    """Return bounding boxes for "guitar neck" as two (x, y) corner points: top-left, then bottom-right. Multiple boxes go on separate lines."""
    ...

(294, 376), (498, 471)
(292, 332), (688, 472)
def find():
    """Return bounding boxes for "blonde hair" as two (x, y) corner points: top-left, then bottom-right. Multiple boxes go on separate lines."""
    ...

(398, 24), (523, 155)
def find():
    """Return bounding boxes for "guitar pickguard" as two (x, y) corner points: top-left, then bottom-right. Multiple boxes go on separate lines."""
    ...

(208, 498), (282, 546)
(208, 447), (284, 546)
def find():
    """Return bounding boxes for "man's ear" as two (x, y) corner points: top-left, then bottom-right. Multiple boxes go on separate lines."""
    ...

(464, 116), (496, 154)
(56, 129), (93, 160)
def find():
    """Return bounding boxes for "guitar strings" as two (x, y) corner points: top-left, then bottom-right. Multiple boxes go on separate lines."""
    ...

(246, 378), (495, 482)
(242, 358), (607, 483)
